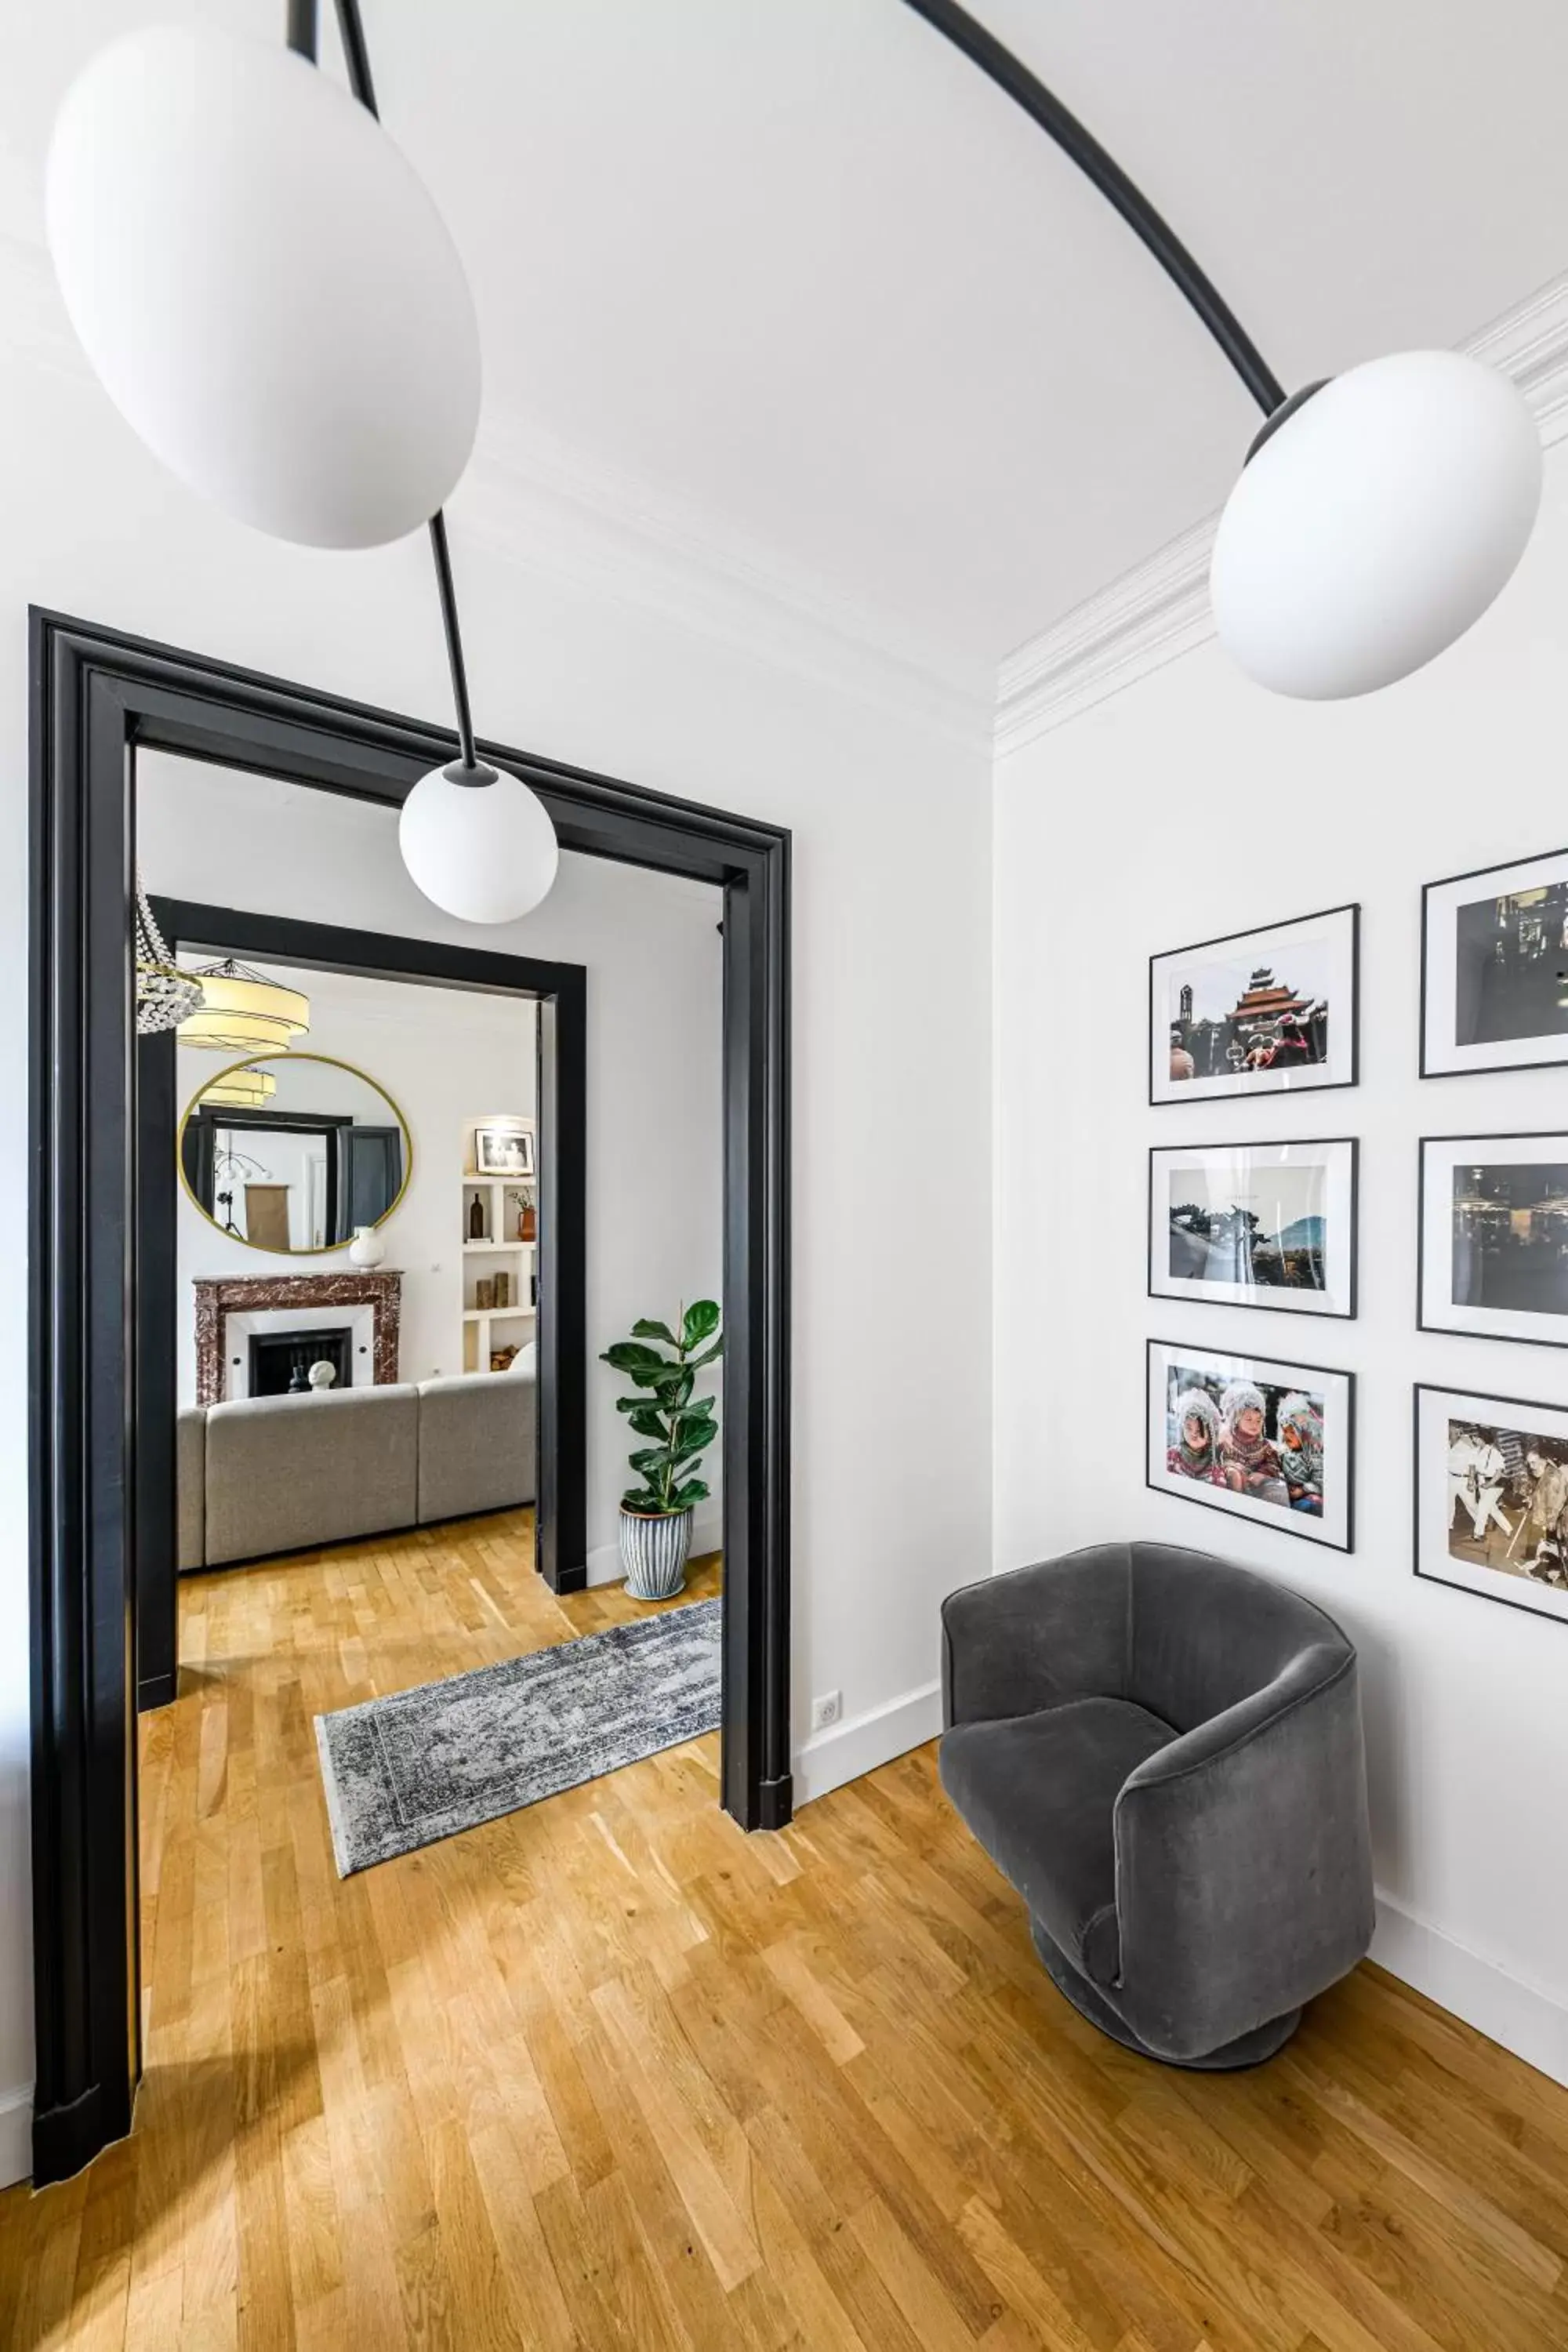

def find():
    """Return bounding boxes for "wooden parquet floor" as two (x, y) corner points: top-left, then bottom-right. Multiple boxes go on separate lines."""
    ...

(4, 1508), (1568, 2350)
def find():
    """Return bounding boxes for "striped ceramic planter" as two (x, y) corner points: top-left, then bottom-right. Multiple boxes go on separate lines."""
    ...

(618, 1507), (692, 1601)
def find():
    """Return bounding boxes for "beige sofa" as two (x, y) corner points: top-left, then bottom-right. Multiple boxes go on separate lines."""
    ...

(178, 1369), (537, 1570)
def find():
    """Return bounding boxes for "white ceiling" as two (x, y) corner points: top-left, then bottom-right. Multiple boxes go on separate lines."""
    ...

(7, 2), (1568, 682)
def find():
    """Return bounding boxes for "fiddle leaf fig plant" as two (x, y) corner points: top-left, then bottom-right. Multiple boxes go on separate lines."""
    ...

(601, 1300), (722, 1516)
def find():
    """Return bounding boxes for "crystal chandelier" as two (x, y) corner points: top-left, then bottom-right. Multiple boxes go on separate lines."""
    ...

(134, 876), (203, 1036)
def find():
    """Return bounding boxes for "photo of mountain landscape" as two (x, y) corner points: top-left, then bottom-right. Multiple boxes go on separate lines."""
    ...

(1149, 1140), (1358, 1319)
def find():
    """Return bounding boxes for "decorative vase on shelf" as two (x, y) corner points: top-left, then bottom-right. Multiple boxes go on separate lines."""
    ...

(518, 1203), (536, 1241)
(468, 1192), (485, 1241)
(348, 1224), (385, 1269)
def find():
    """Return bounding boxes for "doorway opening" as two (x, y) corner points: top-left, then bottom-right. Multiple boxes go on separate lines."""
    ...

(27, 608), (789, 2186)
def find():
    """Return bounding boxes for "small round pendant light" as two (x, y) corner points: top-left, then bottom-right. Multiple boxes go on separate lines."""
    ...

(399, 759), (560, 924)
(1210, 350), (1543, 699)
(200, 1065), (280, 1111)
(46, 21), (480, 548)
(178, 959), (310, 1053)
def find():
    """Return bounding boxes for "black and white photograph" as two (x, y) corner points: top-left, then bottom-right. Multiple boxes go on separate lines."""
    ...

(473, 1123), (535, 1177)
(1419, 1133), (1568, 1348)
(1421, 846), (1568, 1076)
(1149, 903), (1359, 1105)
(1414, 1385), (1568, 1626)
(1149, 1138), (1357, 1318)
(1146, 1338), (1354, 1550)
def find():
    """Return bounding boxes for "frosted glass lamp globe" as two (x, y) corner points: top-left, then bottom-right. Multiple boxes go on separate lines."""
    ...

(1210, 350), (1542, 699)
(46, 22), (481, 548)
(399, 764), (559, 924)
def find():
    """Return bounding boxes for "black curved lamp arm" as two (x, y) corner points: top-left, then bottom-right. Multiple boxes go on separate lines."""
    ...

(288, 0), (484, 773)
(897, 0), (1287, 418)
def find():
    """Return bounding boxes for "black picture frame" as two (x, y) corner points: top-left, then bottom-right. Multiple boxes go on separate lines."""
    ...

(1149, 900), (1360, 1108)
(1146, 1136), (1359, 1320)
(474, 1123), (535, 1178)
(28, 607), (792, 2189)
(1413, 1382), (1568, 1628)
(1145, 1336), (1356, 1553)
(1420, 844), (1568, 1080)
(1417, 1131), (1568, 1350)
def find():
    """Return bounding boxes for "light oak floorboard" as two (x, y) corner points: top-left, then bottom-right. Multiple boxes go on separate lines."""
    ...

(4, 1508), (1568, 2348)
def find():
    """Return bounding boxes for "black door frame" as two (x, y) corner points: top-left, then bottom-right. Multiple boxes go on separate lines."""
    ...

(28, 606), (791, 2188)
(135, 895), (589, 1711)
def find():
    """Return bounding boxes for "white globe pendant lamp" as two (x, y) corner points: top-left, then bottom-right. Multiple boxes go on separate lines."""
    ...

(46, 19), (479, 549)
(1210, 351), (1543, 700)
(400, 760), (560, 924)
(900, 0), (1544, 702)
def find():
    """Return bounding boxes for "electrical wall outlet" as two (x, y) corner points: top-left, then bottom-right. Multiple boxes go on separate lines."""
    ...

(811, 1690), (842, 1733)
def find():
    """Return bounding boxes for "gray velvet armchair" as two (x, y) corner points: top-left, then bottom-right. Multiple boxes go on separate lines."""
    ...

(939, 1540), (1374, 2067)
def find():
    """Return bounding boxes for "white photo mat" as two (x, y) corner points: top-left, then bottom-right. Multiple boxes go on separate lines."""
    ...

(1145, 1338), (1354, 1552)
(1422, 845), (1568, 1077)
(1414, 1384), (1568, 1627)
(1149, 902), (1358, 1106)
(1148, 1138), (1357, 1318)
(1419, 1132), (1568, 1349)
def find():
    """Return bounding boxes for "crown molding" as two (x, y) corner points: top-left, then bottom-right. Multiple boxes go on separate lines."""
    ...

(0, 227), (990, 750)
(996, 267), (1568, 760)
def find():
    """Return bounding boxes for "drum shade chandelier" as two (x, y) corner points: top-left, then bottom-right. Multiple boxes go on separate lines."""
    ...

(176, 957), (311, 1054)
(49, 0), (1545, 884)
(200, 1067), (280, 1111)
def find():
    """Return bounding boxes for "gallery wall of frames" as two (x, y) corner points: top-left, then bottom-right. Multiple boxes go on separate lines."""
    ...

(1146, 851), (1568, 1626)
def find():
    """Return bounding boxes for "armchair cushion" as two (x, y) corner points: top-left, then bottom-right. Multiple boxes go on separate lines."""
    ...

(940, 1696), (1174, 1987)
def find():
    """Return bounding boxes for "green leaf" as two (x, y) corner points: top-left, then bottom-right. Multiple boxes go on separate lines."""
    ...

(622, 1403), (669, 1440)
(627, 1445), (673, 1477)
(630, 1318), (678, 1345)
(601, 1340), (664, 1372)
(672, 1414), (717, 1456)
(682, 1300), (720, 1348)
(652, 1365), (695, 1408)
(621, 1486), (664, 1513)
(670, 1478), (710, 1510)
(687, 1338), (724, 1370)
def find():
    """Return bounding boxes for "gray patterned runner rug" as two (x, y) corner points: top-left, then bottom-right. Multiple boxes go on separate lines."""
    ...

(315, 1596), (722, 1875)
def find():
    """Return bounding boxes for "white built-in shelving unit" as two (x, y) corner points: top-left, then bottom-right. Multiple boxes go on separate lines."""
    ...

(460, 1170), (537, 1374)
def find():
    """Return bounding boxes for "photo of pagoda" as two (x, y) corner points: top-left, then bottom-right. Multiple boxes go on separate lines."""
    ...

(1168, 951), (1330, 1083)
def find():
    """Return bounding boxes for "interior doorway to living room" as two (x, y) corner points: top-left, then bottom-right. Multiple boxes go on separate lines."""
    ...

(136, 742), (726, 1868)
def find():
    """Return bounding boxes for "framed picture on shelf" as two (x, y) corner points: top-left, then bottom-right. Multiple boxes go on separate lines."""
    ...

(473, 1124), (535, 1178)
(1421, 844), (1568, 1077)
(1414, 1383), (1568, 1627)
(1419, 1131), (1568, 1348)
(1149, 902), (1359, 1105)
(1149, 1137), (1357, 1319)
(1146, 1337), (1355, 1551)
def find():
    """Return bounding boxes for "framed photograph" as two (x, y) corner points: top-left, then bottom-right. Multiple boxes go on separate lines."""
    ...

(1419, 1132), (1568, 1348)
(1149, 1138), (1357, 1319)
(1421, 845), (1568, 1077)
(1146, 1338), (1355, 1551)
(1149, 902), (1359, 1105)
(1414, 1384), (1568, 1627)
(474, 1125), (535, 1178)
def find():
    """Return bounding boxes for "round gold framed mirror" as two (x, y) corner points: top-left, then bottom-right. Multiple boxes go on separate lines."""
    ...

(177, 1052), (412, 1256)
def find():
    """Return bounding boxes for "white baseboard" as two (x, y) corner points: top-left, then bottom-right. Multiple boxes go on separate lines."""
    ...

(583, 1506), (723, 1588)
(0, 2083), (31, 2190)
(793, 1678), (942, 1807)
(1373, 1893), (1568, 2090)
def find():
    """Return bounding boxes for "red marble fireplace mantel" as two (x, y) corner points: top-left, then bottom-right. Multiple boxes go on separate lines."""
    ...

(193, 1270), (402, 1406)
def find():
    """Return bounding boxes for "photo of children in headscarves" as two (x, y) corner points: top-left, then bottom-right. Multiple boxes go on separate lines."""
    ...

(1166, 1364), (1324, 1518)
(1446, 1417), (1568, 1586)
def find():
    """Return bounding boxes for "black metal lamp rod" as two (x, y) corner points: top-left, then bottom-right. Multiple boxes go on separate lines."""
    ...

(898, 0), (1286, 417)
(291, 0), (483, 773)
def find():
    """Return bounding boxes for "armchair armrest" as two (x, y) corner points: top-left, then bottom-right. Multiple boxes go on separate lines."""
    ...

(942, 1544), (1132, 1728)
(1112, 1644), (1374, 2060)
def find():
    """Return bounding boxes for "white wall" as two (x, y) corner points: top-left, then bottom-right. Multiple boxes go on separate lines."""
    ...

(143, 759), (724, 1561)
(994, 440), (1568, 2085)
(0, 271), (993, 2178)
(158, 947), (539, 1399)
